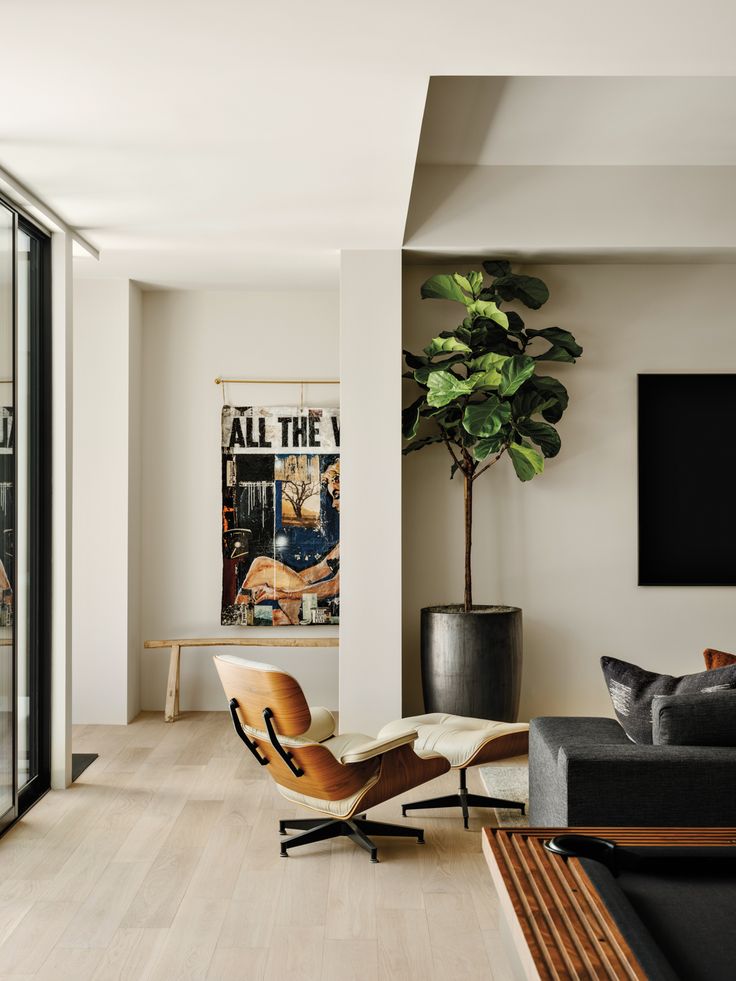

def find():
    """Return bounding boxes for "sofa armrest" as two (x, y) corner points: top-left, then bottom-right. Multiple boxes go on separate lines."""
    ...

(560, 743), (736, 826)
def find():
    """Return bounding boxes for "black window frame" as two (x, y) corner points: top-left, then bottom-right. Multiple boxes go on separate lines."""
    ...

(0, 194), (52, 832)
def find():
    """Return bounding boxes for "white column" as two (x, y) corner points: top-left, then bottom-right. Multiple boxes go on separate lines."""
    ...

(72, 279), (141, 724)
(339, 250), (402, 733)
(51, 232), (73, 789)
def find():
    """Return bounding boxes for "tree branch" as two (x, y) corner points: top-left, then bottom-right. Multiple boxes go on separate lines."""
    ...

(472, 446), (507, 481)
(443, 438), (462, 469)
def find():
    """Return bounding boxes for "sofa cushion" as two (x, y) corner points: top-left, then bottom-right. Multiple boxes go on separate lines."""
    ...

(601, 656), (736, 744)
(703, 648), (736, 670)
(653, 690), (736, 747)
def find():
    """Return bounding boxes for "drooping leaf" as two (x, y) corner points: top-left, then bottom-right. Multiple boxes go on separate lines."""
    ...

(533, 344), (577, 364)
(498, 355), (536, 397)
(508, 441), (545, 481)
(482, 259), (512, 278)
(455, 326), (472, 344)
(420, 274), (468, 304)
(402, 434), (444, 456)
(531, 376), (569, 423)
(413, 354), (466, 385)
(462, 397), (512, 437)
(492, 274), (550, 310)
(511, 389), (556, 420)
(471, 434), (506, 461)
(526, 327), (582, 360)
(403, 349), (428, 369)
(471, 320), (522, 356)
(424, 335), (472, 358)
(466, 300), (509, 328)
(505, 310), (526, 337)
(422, 403), (462, 422)
(402, 397), (424, 440)
(515, 419), (561, 458)
(426, 370), (476, 408)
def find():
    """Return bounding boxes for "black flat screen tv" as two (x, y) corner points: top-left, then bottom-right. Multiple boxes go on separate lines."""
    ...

(638, 373), (736, 586)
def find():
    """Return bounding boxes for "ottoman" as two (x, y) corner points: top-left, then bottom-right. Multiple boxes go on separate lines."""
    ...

(379, 713), (529, 828)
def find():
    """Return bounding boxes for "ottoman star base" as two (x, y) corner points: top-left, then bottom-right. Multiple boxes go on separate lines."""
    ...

(401, 766), (525, 830)
(379, 712), (529, 829)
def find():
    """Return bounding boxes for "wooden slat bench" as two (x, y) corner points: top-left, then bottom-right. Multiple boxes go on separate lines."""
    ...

(144, 637), (339, 722)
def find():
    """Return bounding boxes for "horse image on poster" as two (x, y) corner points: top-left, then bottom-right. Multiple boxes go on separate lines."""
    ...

(221, 406), (339, 626)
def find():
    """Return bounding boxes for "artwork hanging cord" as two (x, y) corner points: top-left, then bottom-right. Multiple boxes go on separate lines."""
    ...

(221, 405), (340, 626)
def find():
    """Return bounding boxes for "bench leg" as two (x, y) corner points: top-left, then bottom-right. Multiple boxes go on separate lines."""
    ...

(165, 644), (181, 722)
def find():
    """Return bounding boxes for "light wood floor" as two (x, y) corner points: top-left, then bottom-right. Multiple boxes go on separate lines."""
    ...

(0, 712), (518, 980)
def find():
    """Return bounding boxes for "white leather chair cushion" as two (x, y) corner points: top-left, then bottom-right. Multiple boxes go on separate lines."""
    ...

(241, 705), (336, 747)
(276, 772), (380, 819)
(320, 728), (417, 764)
(301, 706), (337, 744)
(378, 713), (529, 769)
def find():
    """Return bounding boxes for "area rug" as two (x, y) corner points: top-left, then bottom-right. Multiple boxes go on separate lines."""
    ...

(479, 754), (529, 827)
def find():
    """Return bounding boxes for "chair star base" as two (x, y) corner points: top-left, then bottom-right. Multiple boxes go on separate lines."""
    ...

(401, 768), (526, 829)
(278, 815), (425, 862)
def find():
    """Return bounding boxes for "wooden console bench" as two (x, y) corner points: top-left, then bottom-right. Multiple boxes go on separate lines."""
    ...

(144, 637), (339, 722)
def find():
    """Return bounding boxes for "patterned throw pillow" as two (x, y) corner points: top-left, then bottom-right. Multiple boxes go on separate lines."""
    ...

(600, 656), (736, 744)
(703, 648), (736, 670)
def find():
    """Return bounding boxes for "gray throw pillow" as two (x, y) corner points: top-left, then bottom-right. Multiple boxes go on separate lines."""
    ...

(600, 656), (736, 744)
(653, 689), (736, 746)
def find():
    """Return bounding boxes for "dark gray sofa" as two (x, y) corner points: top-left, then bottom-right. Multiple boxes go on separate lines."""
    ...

(529, 716), (736, 826)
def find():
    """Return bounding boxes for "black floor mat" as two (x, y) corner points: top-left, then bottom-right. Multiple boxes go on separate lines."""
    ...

(71, 753), (98, 782)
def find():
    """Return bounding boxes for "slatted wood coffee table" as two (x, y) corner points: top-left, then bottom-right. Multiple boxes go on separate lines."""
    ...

(483, 826), (736, 981)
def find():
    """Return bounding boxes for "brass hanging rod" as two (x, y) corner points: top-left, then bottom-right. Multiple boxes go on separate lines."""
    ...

(214, 377), (339, 385)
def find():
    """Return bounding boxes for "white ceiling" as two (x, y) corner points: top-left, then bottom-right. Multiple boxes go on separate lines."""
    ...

(2, 1), (736, 289)
(417, 77), (736, 166)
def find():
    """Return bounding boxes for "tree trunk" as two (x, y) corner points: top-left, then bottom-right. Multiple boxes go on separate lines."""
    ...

(464, 473), (473, 611)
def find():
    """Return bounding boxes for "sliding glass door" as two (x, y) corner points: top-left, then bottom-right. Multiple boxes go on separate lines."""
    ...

(0, 202), (13, 827)
(0, 198), (51, 834)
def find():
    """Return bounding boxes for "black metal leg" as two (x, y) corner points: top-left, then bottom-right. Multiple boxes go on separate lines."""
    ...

(279, 817), (329, 834)
(346, 821), (379, 863)
(402, 792), (465, 815)
(466, 793), (526, 814)
(459, 788), (470, 829)
(277, 814), (426, 861)
(401, 768), (526, 826)
(279, 819), (346, 857)
(356, 818), (424, 843)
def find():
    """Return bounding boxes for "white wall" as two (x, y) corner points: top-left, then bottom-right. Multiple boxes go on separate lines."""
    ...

(140, 290), (340, 712)
(405, 165), (736, 259)
(339, 251), (403, 733)
(72, 279), (141, 724)
(402, 262), (736, 720)
(127, 283), (142, 720)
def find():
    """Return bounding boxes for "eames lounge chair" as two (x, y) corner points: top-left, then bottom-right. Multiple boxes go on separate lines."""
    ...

(214, 654), (450, 861)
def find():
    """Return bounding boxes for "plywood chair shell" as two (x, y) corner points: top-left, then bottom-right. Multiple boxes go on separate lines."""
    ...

(358, 744), (450, 812)
(214, 655), (312, 736)
(253, 737), (381, 801)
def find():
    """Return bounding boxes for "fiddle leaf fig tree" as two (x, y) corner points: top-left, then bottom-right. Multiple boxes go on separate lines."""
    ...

(403, 260), (582, 612)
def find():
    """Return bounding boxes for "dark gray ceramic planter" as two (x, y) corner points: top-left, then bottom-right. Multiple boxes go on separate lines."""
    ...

(420, 605), (522, 722)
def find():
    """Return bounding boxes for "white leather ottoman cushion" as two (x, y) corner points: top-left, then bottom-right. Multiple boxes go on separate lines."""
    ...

(378, 713), (529, 769)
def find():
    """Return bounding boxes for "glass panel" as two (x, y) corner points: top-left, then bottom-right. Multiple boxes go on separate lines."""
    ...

(16, 230), (30, 789)
(0, 202), (14, 820)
